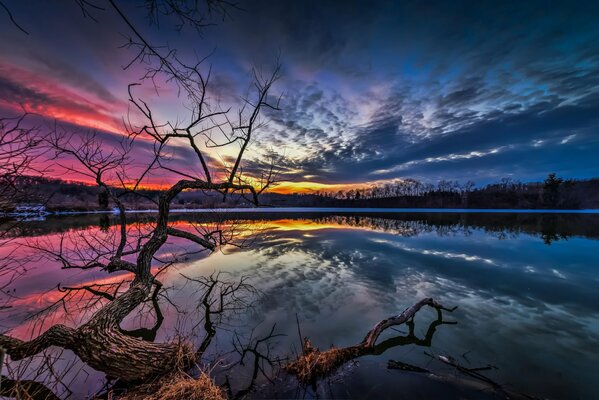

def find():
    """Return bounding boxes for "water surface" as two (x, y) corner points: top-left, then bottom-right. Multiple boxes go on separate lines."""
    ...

(1, 211), (598, 399)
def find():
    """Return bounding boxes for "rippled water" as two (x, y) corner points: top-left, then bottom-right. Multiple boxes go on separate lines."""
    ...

(1, 212), (598, 399)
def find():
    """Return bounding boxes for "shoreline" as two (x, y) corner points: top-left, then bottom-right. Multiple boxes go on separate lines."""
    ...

(4, 207), (599, 217)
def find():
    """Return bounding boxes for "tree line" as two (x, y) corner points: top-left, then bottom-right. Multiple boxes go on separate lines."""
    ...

(4, 173), (599, 212)
(269, 174), (599, 209)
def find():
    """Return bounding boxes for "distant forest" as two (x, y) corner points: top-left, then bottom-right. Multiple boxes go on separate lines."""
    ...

(278, 174), (599, 209)
(4, 173), (599, 211)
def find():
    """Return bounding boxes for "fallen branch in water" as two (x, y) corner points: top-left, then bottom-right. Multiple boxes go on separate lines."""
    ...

(362, 298), (457, 348)
(423, 352), (542, 400)
(387, 353), (542, 400)
(387, 360), (429, 373)
(425, 352), (498, 386)
(284, 297), (456, 385)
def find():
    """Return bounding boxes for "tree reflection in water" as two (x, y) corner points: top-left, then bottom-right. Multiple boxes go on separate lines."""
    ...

(1, 212), (599, 399)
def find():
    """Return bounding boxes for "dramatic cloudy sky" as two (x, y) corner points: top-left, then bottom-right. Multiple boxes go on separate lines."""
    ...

(1, 0), (599, 192)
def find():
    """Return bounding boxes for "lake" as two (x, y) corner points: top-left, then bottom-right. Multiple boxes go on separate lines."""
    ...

(1, 211), (598, 399)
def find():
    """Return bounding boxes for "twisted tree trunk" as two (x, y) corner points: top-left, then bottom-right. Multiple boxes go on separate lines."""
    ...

(0, 180), (259, 384)
(0, 282), (193, 382)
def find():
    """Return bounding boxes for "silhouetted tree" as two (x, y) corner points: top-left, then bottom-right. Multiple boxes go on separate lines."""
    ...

(0, 113), (40, 213)
(543, 173), (564, 207)
(98, 188), (109, 210)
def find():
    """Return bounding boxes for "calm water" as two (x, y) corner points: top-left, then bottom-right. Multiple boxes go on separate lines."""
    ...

(1, 212), (599, 399)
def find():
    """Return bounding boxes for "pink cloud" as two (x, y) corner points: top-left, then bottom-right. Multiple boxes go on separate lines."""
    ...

(0, 61), (127, 135)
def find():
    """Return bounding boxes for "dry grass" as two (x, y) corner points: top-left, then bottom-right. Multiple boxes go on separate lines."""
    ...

(120, 371), (225, 400)
(113, 342), (226, 400)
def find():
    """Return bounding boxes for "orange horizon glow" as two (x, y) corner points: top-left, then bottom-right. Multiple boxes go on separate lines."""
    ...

(269, 180), (366, 194)
(34, 174), (377, 195)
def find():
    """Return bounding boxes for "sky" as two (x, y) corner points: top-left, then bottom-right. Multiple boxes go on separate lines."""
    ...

(1, 0), (599, 193)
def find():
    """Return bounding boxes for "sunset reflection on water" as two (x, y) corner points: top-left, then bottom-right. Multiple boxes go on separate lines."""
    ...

(2, 212), (599, 399)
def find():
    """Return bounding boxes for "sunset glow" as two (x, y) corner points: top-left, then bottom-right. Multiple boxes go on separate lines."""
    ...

(3, 2), (599, 399)
(2, 1), (598, 192)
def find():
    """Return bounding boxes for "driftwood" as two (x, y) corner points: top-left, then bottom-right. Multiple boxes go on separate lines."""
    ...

(424, 352), (542, 400)
(284, 297), (456, 385)
(362, 297), (456, 347)
(387, 360), (429, 373)
(386, 352), (541, 400)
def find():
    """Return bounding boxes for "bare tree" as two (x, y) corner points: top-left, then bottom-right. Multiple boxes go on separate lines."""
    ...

(0, 112), (41, 215)
(1, 59), (279, 385)
(0, 3), (283, 399)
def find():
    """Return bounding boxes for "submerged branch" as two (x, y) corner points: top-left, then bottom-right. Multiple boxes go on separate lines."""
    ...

(284, 297), (456, 385)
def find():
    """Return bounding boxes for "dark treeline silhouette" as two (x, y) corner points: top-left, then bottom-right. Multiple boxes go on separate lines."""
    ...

(3, 173), (599, 212)
(265, 174), (599, 209)
(1, 175), (254, 211)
